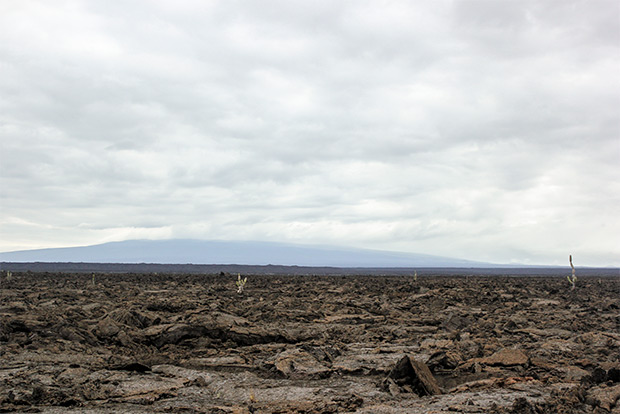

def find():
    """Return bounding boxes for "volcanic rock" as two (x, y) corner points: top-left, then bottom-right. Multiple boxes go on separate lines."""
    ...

(384, 355), (441, 396)
(273, 348), (331, 379)
(480, 348), (529, 367)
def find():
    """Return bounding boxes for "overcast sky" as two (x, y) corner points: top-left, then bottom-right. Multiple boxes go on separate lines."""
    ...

(1, 0), (618, 266)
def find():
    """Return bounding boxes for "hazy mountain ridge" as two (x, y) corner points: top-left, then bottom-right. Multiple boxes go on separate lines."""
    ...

(0, 239), (494, 268)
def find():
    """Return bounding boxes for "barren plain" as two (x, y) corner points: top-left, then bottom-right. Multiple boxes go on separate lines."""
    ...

(1, 271), (619, 413)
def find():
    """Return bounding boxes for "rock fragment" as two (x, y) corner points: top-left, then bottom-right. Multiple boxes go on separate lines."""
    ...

(273, 348), (331, 379)
(427, 350), (462, 372)
(480, 348), (529, 367)
(383, 355), (441, 397)
(95, 316), (121, 338)
(586, 383), (620, 412)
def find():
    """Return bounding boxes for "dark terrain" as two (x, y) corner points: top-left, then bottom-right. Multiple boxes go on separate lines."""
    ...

(0, 270), (619, 413)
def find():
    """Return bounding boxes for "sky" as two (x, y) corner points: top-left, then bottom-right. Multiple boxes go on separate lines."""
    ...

(1, 0), (619, 266)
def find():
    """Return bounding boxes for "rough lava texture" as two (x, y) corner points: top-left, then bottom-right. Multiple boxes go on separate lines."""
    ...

(0, 272), (619, 413)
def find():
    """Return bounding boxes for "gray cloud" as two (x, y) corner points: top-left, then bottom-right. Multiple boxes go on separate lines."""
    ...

(1, 0), (618, 266)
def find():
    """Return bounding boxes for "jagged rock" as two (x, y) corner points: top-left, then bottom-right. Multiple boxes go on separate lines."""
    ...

(586, 383), (620, 411)
(427, 350), (462, 372)
(152, 364), (218, 385)
(2, 272), (618, 413)
(143, 324), (208, 347)
(116, 329), (134, 347)
(333, 353), (402, 375)
(108, 375), (186, 401)
(480, 348), (528, 367)
(225, 325), (287, 346)
(108, 308), (159, 329)
(211, 311), (251, 328)
(383, 355), (441, 396)
(57, 367), (91, 385)
(560, 366), (591, 381)
(187, 355), (247, 368)
(579, 332), (620, 348)
(95, 317), (121, 338)
(442, 313), (473, 331)
(274, 348), (331, 379)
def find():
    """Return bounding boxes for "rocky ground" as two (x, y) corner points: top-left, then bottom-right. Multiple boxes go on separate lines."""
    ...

(0, 271), (618, 413)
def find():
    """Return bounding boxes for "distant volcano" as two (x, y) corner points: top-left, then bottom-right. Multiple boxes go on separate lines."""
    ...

(0, 239), (493, 268)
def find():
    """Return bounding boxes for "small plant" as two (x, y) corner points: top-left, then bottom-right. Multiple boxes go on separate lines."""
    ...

(413, 270), (418, 282)
(92, 273), (96, 286)
(568, 255), (577, 290)
(236, 273), (247, 294)
(6, 271), (12, 281)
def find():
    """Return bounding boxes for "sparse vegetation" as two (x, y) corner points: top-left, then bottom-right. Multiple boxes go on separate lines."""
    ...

(236, 273), (247, 294)
(0, 271), (618, 412)
(568, 254), (577, 290)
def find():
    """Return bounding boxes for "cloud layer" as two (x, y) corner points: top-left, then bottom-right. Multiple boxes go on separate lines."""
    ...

(1, 0), (619, 265)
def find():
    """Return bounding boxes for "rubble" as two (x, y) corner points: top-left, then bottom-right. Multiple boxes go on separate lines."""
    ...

(0, 272), (618, 413)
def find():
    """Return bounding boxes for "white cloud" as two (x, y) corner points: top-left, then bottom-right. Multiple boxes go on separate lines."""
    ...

(1, 0), (618, 266)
